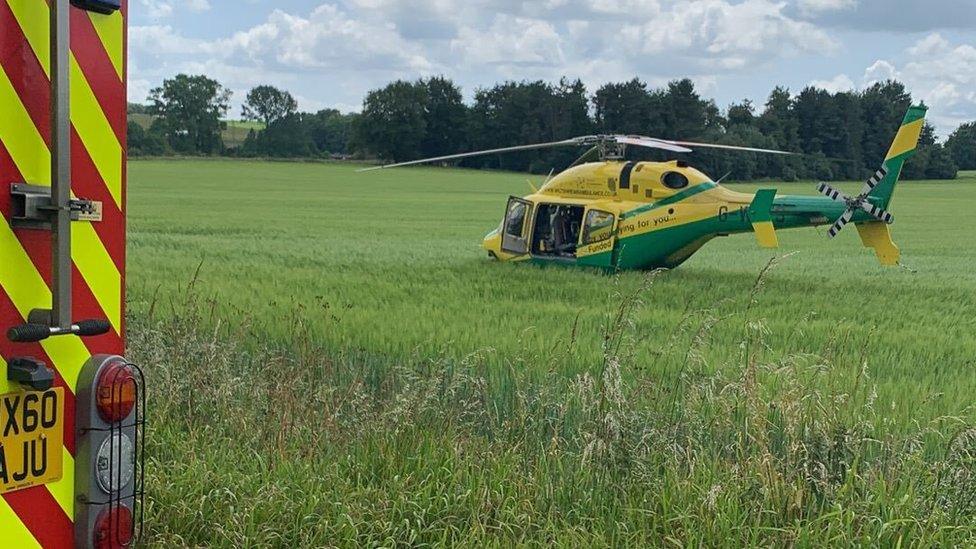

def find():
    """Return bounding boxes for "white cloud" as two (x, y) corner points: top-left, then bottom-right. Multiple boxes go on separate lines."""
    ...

(130, 6), (435, 74)
(793, 0), (976, 32)
(622, 0), (836, 68)
(130, 25), (212, 55)
(138, 0), (209, 19)
(217, 6), (432, 72)
(810, 73), (855, 92)
(796, 0), (857, 14)
(863, 59), (898, 85)
(864, 34), (976, 133)
(908, 33), (950, 57)
(186, 0), (211, 10)
(128, 0), (853, 118)
(451, 16), (565, 69)
(139, 0), (172, 19)
(128, 78), (152, 104)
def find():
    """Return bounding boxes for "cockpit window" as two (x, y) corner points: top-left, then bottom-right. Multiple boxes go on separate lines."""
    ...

(582, 209), (615, 244)
(504, 201), (527, 237)
(662, 171), (689, 190)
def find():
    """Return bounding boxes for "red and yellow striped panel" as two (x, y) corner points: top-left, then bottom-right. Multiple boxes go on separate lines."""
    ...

(0, 1), (127, 547)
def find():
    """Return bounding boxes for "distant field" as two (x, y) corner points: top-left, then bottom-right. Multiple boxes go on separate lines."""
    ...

(129, 160), (976, 546)
(127, 115), (264, 148)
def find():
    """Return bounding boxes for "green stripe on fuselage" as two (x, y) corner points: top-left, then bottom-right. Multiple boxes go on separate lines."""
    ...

(621, 182), (717, 219)
(615, 213), (728, 270)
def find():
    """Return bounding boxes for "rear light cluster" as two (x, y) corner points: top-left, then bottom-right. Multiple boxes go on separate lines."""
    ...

(94, 505), (133, 549)
(75, 355), (145, 549)
(96, 361), (136, 422)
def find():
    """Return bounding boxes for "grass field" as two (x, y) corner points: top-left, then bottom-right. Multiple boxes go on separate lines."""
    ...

(129, 160), (976, 546)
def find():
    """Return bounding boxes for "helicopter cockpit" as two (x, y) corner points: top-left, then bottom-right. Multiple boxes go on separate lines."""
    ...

(531, 204), (585, 258)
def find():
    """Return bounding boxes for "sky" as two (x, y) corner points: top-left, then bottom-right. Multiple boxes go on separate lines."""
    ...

(128, 0), (976, 137)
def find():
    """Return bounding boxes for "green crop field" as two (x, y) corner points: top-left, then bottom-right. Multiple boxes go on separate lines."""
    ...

(130, 159), (976, 546)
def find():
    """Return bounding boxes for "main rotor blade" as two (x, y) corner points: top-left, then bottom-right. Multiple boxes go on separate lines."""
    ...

(614, 136), (693, 153)
(663, 139), (797, 156)
(827, 209), (854, 238)
(357, 138), (584, 172)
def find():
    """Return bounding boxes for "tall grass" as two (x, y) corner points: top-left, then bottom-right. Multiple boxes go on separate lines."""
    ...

(128, 161), (976, 432)
(136, 260), (975, 546)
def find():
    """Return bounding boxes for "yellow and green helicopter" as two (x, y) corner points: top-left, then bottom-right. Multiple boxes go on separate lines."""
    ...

(363, 105), (927, 270)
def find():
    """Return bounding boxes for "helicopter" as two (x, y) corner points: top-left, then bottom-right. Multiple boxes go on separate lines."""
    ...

(362, 105), (927, 270)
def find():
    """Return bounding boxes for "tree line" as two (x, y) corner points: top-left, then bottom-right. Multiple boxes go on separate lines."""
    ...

(129, 74), (976, 181)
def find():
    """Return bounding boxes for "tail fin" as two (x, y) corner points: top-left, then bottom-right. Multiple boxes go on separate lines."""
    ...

(853, 105), (927, 266)
(870, 105), (928, 209)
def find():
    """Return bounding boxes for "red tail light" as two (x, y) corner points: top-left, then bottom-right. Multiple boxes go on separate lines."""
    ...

(94, 505), (133, 549)
(96, 361), (136, 422)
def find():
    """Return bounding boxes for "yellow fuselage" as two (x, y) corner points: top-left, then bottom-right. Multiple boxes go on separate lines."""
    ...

(482, 160), (894, 269)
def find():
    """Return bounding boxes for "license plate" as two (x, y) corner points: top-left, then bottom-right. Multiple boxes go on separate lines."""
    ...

(0, 388), (64, 494)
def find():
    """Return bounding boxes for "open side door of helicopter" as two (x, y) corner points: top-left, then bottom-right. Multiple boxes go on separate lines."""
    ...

(501, 197), (532, 255)
(576, 207), (618, 269)
(530, 203), (585, 262)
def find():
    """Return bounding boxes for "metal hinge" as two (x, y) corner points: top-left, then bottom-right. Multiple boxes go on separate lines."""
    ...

(10, 183), (102, 229)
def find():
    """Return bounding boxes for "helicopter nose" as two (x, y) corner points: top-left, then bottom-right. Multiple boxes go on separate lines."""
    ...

(482, 228), (502, 254)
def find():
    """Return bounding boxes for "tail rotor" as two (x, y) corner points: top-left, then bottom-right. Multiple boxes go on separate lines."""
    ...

(816, 165), (894, 237)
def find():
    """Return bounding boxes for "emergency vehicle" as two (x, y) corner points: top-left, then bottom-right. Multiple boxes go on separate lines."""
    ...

(1, 0), (142, 547)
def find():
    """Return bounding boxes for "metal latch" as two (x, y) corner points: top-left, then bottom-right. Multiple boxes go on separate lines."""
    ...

(6, 357), (55, 391)
(10, 183), (102, 229)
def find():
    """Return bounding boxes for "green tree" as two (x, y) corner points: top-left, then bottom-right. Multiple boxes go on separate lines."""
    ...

(946, 122), (976, 170)
(420, 77), (468, 158)
(726, 100), (755, 129)
(468, 79), (591, 172)
(902, 123), (958, 180)
(126, 120), (169, 156)
(148, 74), (231, 154)
(859, 80), (911, 168)
(661, 79), (715, 138)
(355, 80), (427, 162)
(592, 78), (665, 136)
(758, 87), (800, 150)
(827, 91), (864, 179)
(923, 143), (959, 179)
(241, 85), (298, 126)
(243, 113), (312, 158)
(794, 87), (834, 155)
(758, 87), (802, 179)
(307, 109), (358, 155)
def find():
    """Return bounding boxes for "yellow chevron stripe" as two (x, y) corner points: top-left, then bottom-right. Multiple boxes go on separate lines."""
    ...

(0, 65), (49, 184)
(87, 10), (124, 80)
(63, 53), (125, 340)
(4, 0), (49, 78)
(70, 54), (122, 207)
(0, 358), (13, 396)
(0, 64), (123, 337)
(73, 223), (122, 331)
(0, 496), (40, 549)
(46, 449), (75, 518)
(886, 118), (925, 160)
(0, 225), (89, 390)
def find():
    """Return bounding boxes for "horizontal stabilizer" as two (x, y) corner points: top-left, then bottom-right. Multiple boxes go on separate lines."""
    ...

(855, 221), (900, 266)
(749, 189), (779, 248)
